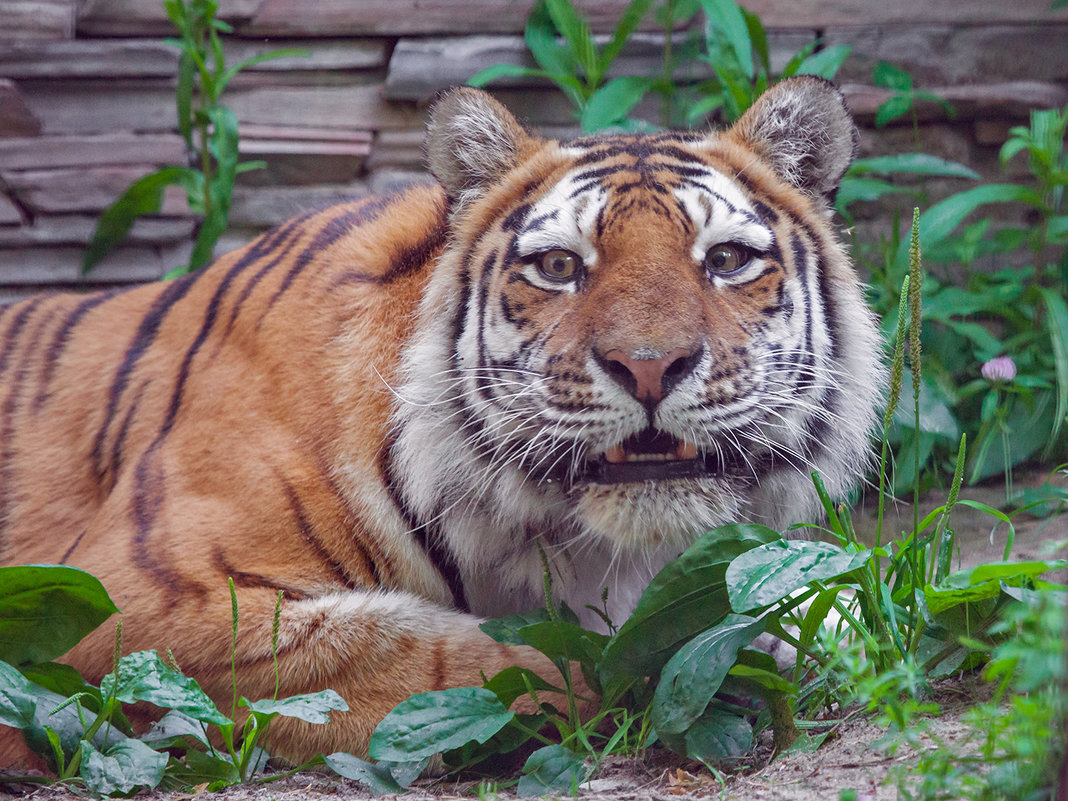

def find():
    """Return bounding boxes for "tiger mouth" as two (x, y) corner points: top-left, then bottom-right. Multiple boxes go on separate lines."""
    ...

(570, 428), (744, 485)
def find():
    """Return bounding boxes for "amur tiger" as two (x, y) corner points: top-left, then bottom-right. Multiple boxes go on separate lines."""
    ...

(0, 77), (881, 765)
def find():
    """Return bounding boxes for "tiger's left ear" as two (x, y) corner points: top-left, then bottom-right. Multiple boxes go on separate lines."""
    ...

(425, 87), (534, 204)
(728, 76), (857, 203)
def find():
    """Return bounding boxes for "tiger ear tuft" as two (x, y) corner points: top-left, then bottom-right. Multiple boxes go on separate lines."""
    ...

(729, 76), (857, 203)
(425, 87), (532, 203)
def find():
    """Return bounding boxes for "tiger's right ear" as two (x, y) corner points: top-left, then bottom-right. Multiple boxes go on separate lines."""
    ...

(425, 87), (533, 203)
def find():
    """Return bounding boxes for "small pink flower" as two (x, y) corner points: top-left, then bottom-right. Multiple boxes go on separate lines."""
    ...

(981, 356), (1017, 383)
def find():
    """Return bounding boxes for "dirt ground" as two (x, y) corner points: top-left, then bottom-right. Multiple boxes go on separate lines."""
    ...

(2, 471), (1065, 801)
(0, 680), (1004, 801)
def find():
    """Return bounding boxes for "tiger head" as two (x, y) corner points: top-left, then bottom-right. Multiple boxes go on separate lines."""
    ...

(392, 78), (882, 558)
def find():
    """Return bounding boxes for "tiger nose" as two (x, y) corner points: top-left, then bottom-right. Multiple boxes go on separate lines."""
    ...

(595, 347), (702, 404)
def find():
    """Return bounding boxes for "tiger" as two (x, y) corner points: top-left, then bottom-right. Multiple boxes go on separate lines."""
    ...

(0, 77), (881, 766)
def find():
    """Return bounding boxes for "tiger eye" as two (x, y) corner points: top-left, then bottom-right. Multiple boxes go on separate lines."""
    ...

(538, 249), (581, 282)
(705, 243), (752, 276)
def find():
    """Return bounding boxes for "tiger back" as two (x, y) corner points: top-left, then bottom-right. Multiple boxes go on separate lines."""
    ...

(0, 77), (881, 764)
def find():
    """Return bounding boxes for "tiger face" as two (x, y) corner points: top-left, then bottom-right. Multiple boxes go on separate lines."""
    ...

(393, 78), (882, 580)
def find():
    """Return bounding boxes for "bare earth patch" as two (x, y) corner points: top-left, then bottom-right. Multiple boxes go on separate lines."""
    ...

(2, 679), (995, 801)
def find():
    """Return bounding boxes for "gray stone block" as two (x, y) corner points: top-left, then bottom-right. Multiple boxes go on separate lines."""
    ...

(0, 134), (186, 170)
(0, 214), (195, 246)
(1, 0), (76, 40)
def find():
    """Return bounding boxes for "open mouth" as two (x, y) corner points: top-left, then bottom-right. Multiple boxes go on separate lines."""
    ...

(576, 428), (732, 484)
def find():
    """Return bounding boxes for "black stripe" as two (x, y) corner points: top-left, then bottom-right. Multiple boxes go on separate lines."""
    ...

(0, 296), (48, 376)
(258, 195), (396, 323)
(214, 546), (310, 601)
(159, 247), (253, 439)
(281, 479), (365, 591)
(109, 381), (148, 480)
(379, 432), (469, 612)
(35, 289), (121, 412)
(223, 211), (317, 337)
(92, 272), (199, 483)
(131, 443), (207, 602)
(329, 223), (448, 289)
(0, 300), (56, 540)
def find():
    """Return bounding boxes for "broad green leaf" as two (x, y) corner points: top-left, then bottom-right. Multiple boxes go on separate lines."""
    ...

(83, 166), (203, 273)
(545, 0), (598, 80)
(795, 45), (851, 79)
(141, 709), (212, 749)
(969, 393), (1056, 483)
(176, 49), (195, 149)
(0, 565), (119, 666)
(0, 661), (37, 729)
(682, 706), (753, 759)
(581, 76), (653, 133)
(467, 63), (550, 88)
(873, 61), (912, 91)
(517, 744), (589, 797)
(699, 0), (754, 79)
(243, 689), (347, 725)
(740, 8), (769, 73)
(892, 372), (959, 440)
(1039, 287), (1068, 448)
(185, 106), (239, 273)
(20, 681), (125, 766)
(924, 561), (1063, 614)
(849, 154), (980, 181)
(728, 663), (797, 695)
(836, 176), (912, 212)
(515, 620), (608, 671)
(481, 608), (553, 645)
(1046, 214), (1068, 243)
(104, 650), (229, 725)
(651, 613), (764, 736)
(79, 738), (168, 796)
(896, 183), (1042, 273)
(727, 540), (872, 613)
(18, 662), (95, 703)
(599, 524), (779, 684)
(525, 0), (574, 80)
(875, 94), (912, 128)
(443, 713), (547, 771)
(369, 687), (514, 762)
(602, 0), (656, 68)
(216, 48), (310, 98)
(324, 752), (404, 797)
(482, 665), (560, 708)
(778, 40), (818, 79)
(172, 747), (240, 787)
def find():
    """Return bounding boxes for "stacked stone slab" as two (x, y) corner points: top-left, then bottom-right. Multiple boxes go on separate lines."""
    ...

(1, 0), (1066, 300)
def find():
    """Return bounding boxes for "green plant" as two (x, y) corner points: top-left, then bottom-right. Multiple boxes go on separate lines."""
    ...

(872, 62), (955, 139)
(469, 0), (849, 132)
(82, 0), (304, 279)
(853, 105), (1068, 489)
(685, 0), (851, 124)
(469, 0), (658, 133)
(0, 566), (352, 795)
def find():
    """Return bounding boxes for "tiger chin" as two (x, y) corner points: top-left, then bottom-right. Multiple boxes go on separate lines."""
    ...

(0, 77), (881, 765)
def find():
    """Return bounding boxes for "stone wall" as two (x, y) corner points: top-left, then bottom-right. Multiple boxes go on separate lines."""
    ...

(1, 0), (1066, 301)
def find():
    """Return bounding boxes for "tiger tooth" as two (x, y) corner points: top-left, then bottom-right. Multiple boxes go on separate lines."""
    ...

(605, 445), (626, 464)
(677, 441), (698, 459)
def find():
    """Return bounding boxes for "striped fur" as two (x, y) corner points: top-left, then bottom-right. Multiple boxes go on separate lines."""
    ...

(0, 78), (881, 765)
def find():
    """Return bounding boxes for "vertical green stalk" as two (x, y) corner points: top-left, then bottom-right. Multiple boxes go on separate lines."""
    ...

(906, 207), (924, 651)
(660, 0), (675, 127)
(876, 273), (911, 576)
(272, 589), (283, 701)
(229, 576), (239, 721)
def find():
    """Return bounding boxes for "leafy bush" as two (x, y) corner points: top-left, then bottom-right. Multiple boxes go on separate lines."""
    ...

(83, 0), (304, 279)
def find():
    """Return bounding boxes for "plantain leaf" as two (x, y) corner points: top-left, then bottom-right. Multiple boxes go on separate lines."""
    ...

(369, 687), (514, 762)
(727, 540), (872, 613)
(83, 166), (203, 274)
(79, 738), (168, 796)
(795, 45), (851, 80)
(580, 76), (653, 132)
(699, 0), (754, 79)
(599, 524), (778, 685)
(517, 744), (590, 797)
(0, 565), (119, 666)
(1039, 287), (1068, 449)
(651, 613), (764, 737)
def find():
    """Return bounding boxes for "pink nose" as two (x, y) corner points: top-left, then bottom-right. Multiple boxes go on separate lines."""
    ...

(597, 347), (699, 403)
